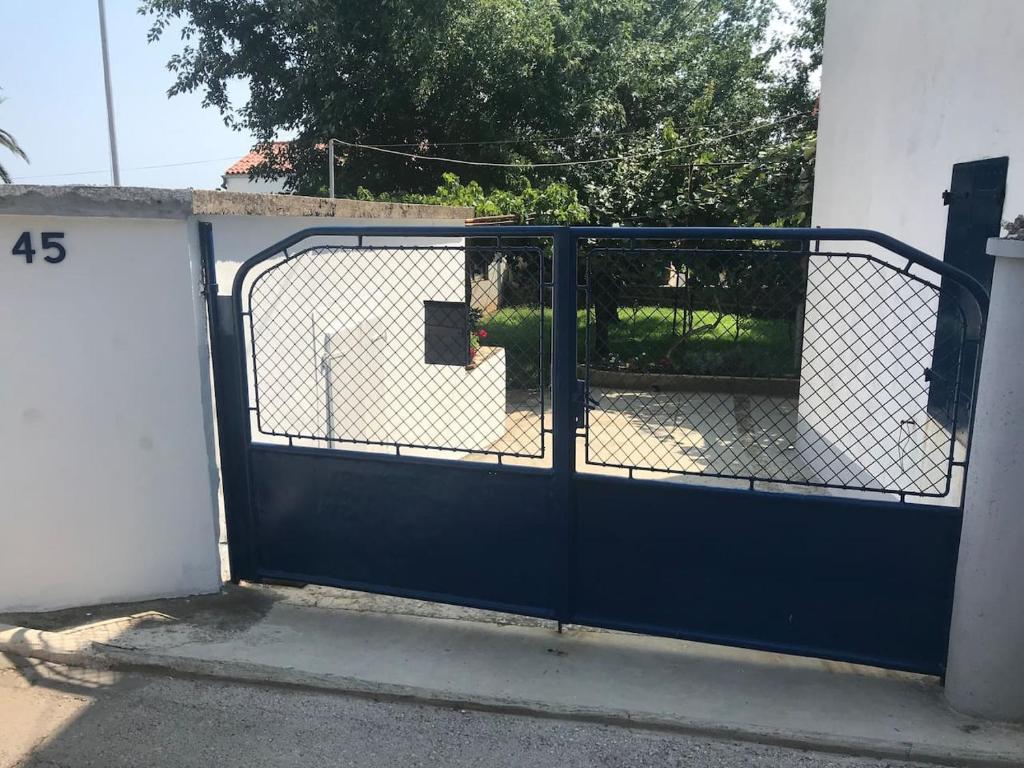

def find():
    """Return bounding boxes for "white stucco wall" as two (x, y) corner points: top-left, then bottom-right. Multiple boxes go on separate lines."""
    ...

(223, 175), (288, 195)
(800, 0), (1023, 501)
(812, 0), (1023, 255)
(200, 215), (507, 455)
(0, 213), (221, 611)
(0, 187), (474, 612)
(327, 341), (507, 453)
(198, 214), (467, 290)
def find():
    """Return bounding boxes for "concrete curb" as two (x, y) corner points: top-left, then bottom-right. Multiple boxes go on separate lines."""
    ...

(0, 622), (101, 666)
(1, 621), (1019, 768)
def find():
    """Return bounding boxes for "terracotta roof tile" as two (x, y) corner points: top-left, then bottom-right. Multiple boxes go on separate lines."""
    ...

(224, 141), (292, 175)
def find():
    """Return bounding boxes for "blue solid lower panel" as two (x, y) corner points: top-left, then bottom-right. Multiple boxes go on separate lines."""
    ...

(249, 446), (559, 618)
(572, 475), (962, 674)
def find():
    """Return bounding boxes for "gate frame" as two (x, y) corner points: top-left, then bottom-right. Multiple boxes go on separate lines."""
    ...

(200, 222), (988, 675)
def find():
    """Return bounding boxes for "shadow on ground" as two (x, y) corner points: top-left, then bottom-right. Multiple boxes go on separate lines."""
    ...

(0, 583), (278, 635)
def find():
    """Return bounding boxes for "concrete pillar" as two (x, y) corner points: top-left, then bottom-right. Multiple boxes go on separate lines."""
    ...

(945, 237), (1024, 722)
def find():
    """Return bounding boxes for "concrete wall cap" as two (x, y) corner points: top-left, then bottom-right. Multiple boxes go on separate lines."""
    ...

(0, 185), (473, 222)
(190, 189), (472, 220)
(986, 237), (1024, 260)
(0, 184), (194, 220)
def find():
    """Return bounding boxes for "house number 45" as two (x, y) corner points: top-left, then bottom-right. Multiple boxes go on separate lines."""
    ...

(12, 231), (66, 264)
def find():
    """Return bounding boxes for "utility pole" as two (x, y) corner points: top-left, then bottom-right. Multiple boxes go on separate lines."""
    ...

(97, 0), (121, 186)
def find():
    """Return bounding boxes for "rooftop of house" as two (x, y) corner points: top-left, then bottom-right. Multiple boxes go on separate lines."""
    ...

(224, 141), (292, 176)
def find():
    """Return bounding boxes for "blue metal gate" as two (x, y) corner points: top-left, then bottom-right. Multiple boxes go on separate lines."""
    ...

(201, 224), (987, 675)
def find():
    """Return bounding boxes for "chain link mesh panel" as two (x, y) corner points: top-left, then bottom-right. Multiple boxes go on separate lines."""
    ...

(245, 242), (547, 459)
(581, 242), (977, 498)
(238, 231), (980, 499)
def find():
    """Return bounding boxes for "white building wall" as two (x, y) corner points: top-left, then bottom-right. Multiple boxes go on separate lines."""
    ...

(0, 214), (221, 611)
(223, 175), (288, 194)
(812, 0), (1023, 254)
(800, 0), (1024, 500)
(0, 188), (475, 612)
(197, 215), (507, 455)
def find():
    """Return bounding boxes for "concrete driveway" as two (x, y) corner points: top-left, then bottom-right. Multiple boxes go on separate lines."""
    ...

(2, 654), (936, 768)
(491, 387), (804, 487)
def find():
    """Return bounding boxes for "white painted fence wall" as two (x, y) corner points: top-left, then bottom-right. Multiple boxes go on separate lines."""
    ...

(0, 211), (220, 611)
(0, 187), (472, 612)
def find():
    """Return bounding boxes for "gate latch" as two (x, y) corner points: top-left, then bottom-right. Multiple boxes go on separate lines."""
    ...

(573, 379), (599, 429)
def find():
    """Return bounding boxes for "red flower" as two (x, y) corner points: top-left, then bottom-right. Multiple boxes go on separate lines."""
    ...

(478, 329), (488, 339)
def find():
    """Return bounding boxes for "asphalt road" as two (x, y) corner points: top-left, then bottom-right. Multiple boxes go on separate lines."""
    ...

(1, 657), (926, 768)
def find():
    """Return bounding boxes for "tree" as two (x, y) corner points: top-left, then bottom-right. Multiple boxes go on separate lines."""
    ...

(356, 172), (588, 224)
(144, 0), (823, 366)
(142, 0), (819, 217)
(0, 92), (28, 184)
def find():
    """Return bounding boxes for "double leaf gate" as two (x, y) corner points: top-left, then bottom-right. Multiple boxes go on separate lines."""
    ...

(202, 224), (987, 675)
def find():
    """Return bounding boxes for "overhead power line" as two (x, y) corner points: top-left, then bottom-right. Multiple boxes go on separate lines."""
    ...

(358, 112), (810, 149)
(368, 128), (646, 148)
(12, 113), (810, 183)
(11, 155), (244, 182)
(330, 115), (807, 170)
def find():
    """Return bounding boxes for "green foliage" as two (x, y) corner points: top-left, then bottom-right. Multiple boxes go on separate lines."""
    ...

(356, 172), (588, 223)
(0, 91), (29, 184)
(482, 305), (795, 387)
(787, 0), (826, 72)
(141, 0), (822, 227)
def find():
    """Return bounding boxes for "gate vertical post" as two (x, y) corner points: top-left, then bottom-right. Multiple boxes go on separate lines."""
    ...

(198, 222), (256, 582)
(551, 227), (578, 624)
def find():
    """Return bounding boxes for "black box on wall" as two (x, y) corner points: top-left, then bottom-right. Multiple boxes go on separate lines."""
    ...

(423, 300), (469, 366)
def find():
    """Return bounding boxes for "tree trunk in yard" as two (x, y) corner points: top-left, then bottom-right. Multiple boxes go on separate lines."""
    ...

(592, 276), (621, 361)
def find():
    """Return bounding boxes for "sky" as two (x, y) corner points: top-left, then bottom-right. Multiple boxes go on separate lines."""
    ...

(0, 0), (802, 191)
(1, 0), (256, 189)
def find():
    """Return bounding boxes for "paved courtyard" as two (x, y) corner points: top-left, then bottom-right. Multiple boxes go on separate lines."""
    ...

(491, 387), (805, 486)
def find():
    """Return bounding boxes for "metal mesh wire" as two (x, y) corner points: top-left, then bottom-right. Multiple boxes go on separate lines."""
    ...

(240, 234), (978, 498)
(581, 243), (974, 498)
(245, 243), (547, 458)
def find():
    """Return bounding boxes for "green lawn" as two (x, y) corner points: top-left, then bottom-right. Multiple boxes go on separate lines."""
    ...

(480, 305), (797, 388)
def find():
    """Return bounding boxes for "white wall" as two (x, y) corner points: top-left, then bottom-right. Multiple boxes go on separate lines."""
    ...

(799, 0), (1023, 501)
(0, 188), (475, 612)
(199, 214), (465, 288)
(200, 215), (509, 455)
(327, 341), (507, 452)
(223, 175), (288, 195)
(812, 0), (1023, 256)
(0, 214), (221, 611)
